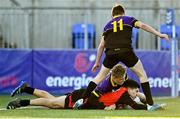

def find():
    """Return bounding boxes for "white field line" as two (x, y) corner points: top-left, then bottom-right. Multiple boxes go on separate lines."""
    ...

(0, 117), (179, 119)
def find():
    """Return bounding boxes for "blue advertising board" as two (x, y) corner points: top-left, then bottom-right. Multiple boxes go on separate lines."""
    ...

(0, 49), (179, 96)
(0, 49), (32, 94)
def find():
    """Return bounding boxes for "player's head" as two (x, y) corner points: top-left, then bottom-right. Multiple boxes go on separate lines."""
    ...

(111, 64), (126, 85)
(111, 4), (125, 18)
(122, 80), (140, 99)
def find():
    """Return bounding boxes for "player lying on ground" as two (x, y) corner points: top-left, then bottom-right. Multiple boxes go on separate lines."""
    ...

(8, 64), (146, 109)
(76, 4), (169, 107)
(75, 80), (160, 110)
(7, 80), (163, 110)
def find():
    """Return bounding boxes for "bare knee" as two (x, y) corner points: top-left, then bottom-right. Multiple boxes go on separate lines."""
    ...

(137, 69), (147, 78)
(130, 62), (148, 82)
(39, 90), (50, 97)
(48, 100), (62, 109)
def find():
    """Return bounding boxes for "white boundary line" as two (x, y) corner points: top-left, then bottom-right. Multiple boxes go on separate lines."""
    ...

(0, 106), (43, 111)
(0, 117), (180, 119)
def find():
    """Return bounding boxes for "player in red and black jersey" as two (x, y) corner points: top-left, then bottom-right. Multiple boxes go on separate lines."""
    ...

(74, 80), (162, 110)
(7, 64), (152, 110)
(7, 80), (162, 110)
(76, 4), (169, 107)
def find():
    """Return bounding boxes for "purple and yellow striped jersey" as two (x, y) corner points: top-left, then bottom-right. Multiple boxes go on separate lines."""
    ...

(95, 72), (128, 94)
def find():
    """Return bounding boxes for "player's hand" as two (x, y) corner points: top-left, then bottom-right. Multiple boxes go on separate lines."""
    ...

(137, 92), (146, 103)
(73, 99), (84, 109)
(160, 34), (169, 40)
(92, 63), (100, 72)
(104, 104), (116, 110)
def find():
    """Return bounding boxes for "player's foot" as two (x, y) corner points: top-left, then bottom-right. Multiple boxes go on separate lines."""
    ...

(11, 81), (29, 97)
(148, 103), (166, 111)
(7, 98), (21, 109)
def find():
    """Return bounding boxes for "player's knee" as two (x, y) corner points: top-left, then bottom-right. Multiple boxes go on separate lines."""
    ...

(39, 90), (50, 97)
(139, 74), (148, 82)
(139, 71), (147, 79)
(133, 69), (148, 82)
(132, 67), (147, 78)
(47, 101), (57, 108)
(48, 100), (61, 109)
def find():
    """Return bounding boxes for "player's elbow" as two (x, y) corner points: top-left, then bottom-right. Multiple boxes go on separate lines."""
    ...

(98, 37), (105, 48)
(138, 22), (146, 29)
(139, 23), (149, 30)
(99, 42), (105, 49)
(99, 43), (104, 48)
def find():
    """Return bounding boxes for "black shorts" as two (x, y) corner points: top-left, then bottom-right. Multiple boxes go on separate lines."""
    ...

(78, 91), (105, 109)
(103, 49), (138, 69)
(64, 89), (85, 109)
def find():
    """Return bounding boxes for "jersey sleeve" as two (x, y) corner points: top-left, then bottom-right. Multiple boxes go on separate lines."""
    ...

(116, 92), (147, 110)
(131, 17), (139, 28)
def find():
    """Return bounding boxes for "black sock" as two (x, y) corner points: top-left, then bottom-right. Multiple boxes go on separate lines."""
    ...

(20, 99), (30, 106)
(23, 87), (35, 95)
(82, 81), (97, 99)
(141, 82), (154, 105)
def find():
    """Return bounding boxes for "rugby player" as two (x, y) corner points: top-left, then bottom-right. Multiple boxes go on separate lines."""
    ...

(76, 4), (169, 107)
(76, 80), (152, 110)
(7, 64), (151, 110)
(7, 80), (161, 110)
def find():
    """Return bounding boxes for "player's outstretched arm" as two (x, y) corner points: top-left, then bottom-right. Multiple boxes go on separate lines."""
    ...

(136, 21), (169, 40)
(119, 92), (164, 111)
(92, 36), (105, 72)
(120, 92), (147, 110)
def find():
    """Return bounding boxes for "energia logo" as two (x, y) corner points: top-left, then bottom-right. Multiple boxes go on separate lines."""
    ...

(46, 76), (180, 91)
(46, 73), (93, 90)
(74, 53), (96, 73)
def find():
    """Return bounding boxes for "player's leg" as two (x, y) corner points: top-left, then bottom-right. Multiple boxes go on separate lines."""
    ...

(11, 81), (55, 98)
(130, 60), (153, 105)
(120, 50), (154, 105)
(81, 65), (110, 99)
(31, 89), (86, 109)
(33, 89), (55, 98)
(81, 54), (119, 99)
(7, 89), (86, 109)
(7, 96), (66, 109)
(92, 65), (110, 84)
(130, 60), (148, 83)
(30, 96), (66, 109)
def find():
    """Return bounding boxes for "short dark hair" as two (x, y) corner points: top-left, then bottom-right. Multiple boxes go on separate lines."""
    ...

(112, 5), (125, 17)
(122, 80), (140, 89)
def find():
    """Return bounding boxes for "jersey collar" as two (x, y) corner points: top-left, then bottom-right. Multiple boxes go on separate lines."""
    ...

(110, 76), (118, 87)
(113, 15), (121, 19)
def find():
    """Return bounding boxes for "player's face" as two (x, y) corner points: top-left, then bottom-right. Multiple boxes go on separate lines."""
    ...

(112, 77), (125, 85)
(112, 73), (126, 85)
(127, 88), (139, 99)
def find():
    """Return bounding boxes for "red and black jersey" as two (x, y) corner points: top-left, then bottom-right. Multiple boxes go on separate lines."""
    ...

(98, 87), (147, 110)
(99, 87), (127, 106)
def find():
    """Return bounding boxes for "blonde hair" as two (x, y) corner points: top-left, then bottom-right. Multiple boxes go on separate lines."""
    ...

(111, 64), (126, 78)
